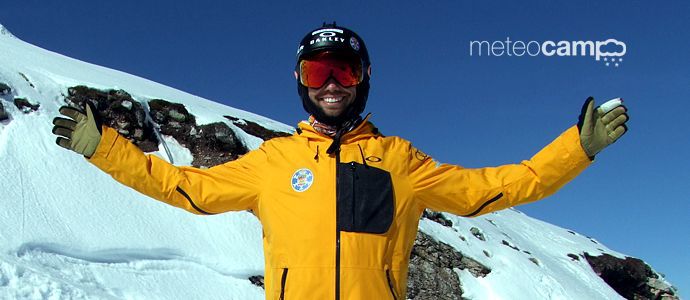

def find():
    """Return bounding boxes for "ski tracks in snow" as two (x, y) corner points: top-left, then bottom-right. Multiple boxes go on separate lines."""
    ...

(0, 243), (262, 299)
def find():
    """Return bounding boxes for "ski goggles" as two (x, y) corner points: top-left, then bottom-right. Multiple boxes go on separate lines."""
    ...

(299, 52), (364, 88)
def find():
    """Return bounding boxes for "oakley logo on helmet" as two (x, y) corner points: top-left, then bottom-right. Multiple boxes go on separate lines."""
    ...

(309, 29), (346, 45)
(319, 31), (337, 37)
(312, 28), (344, 35)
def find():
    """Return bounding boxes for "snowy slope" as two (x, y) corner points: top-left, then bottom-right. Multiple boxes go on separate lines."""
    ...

(0, 24), (275, 300)
(0, 24), (673, 299)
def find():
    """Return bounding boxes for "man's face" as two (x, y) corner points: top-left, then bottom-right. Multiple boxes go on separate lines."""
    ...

(297, 51), (366, 119)
(307, 79), (357, 118)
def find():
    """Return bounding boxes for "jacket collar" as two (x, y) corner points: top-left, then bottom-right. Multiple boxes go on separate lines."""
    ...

(296, 114), (378, 144)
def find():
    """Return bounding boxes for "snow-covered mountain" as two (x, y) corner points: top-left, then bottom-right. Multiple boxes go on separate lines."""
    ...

(0, 23), (679, 299)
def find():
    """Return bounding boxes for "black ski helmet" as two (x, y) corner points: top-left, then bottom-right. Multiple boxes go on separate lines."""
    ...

(295, 22), (371, 126)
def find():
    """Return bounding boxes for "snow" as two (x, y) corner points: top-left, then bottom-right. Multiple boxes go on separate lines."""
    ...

(0, 24), (14, 38)
(419, 210), (626, 299)
(0, 24), (670, 299)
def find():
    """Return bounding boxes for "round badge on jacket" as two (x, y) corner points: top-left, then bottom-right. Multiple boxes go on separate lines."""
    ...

(291, 168), (314, 192)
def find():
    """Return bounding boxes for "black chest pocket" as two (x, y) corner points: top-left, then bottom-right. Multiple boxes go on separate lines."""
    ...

(337, 162), (394, 234)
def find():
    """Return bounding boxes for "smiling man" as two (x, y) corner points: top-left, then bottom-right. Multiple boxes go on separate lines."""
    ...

(52, 23), (629, 300)
(296, 43), (370, 147)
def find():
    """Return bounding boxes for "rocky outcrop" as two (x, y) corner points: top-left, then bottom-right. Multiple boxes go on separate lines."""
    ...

(408, 210), (495, 299)
(0, 83), (10, 121)
(65, 86), (259, 167)
(224, 116), (292, 141)
(248, 275), (264, 289)
(407, 231), (491, 300)
(584, 253), (679, 300)
(191, 122), (248, 167)
(0, 24), (14, 38)
(149, 99), (196, 138)
(13, 98), (40, 113)
(422, 210), (453, 227)
(0, 101), (8, 121)
(18, 73), (35, 88)
(470, 227), (486, 241)
(149, 99), (248, 167)
(0, 83), (10, 95)
(66, 86), (159, 152)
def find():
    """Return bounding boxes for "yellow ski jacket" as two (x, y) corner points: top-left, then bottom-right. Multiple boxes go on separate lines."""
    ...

(88, 117), (591, 300)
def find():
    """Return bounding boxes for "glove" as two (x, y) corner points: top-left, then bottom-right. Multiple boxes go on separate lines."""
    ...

(577, 96), (629, 159)
(52, 102), (103, 158)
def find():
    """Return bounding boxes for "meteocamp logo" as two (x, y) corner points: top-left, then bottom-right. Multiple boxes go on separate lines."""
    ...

(469, 38), (627, 67)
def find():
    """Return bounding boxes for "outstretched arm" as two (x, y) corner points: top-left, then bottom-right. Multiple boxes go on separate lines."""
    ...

(410, 97), (628, 217)
(52, 103), (265, 214)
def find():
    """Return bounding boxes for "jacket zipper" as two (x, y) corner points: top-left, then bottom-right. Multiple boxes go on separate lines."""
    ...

(280, 268), (288, 300)
(350, 162), (356, 228)
(462, 192), (504, 217)
(176, 187), (214, 215)
(335, 150), (341, 300)
(386, 269), (398, 300)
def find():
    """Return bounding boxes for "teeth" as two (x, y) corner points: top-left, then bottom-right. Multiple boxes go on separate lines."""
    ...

(322, 97), (342, 103)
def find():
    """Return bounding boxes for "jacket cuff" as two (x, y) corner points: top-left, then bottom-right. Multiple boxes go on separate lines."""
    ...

(87, 126), (119, 166)
(560, 125), (593, 169)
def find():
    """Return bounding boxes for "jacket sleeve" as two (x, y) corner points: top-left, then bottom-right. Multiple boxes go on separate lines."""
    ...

(87, 126), (266, 214)
(409, 126), (592, 217)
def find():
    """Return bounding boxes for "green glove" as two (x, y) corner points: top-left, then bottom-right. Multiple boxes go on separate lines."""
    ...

(577, 96), (629, 159)
(52, 102), (102, 158)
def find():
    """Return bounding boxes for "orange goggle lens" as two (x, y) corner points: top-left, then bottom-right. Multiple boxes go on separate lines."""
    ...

(299, 55), (363, 88)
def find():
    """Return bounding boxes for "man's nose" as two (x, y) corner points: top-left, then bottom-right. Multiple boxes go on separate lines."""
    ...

(323, 78), (342, 90)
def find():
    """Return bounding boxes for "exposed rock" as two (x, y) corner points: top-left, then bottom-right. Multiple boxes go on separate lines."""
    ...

(121, 100), (133, 110)
(567, 253), (580, 261)
(501, 240), (520, 251)
(248, 275), (264, 289)
(148, 99), (195, 142)
(148, 99), (195, 127)
(133, 128), (144, 139)
(407, 231), (491, 300)
(528, 257), (540, 266)
(66, 86), (159, 152)
(13, 98), (40, 113)
(584, 253), (679, 300)
(649, 280), (680, 300)
(0, 102), (8, 121)
(0, 24), (14, 38)
(470, 227), (485, 241)
(168, 109), (186, 122)
(422, 209), (453, 227)
(18, 72), (34, 88)
(65, 87), (249, 167)
(224, 115), (291, 141)
(191, 122), (248, 167)
(0, 83), (10, 95)
(147, 99), (248, 167)
(168, 121), (182, 129)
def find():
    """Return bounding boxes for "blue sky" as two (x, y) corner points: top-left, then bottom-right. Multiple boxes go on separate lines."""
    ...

(2, 0), (688, 294)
